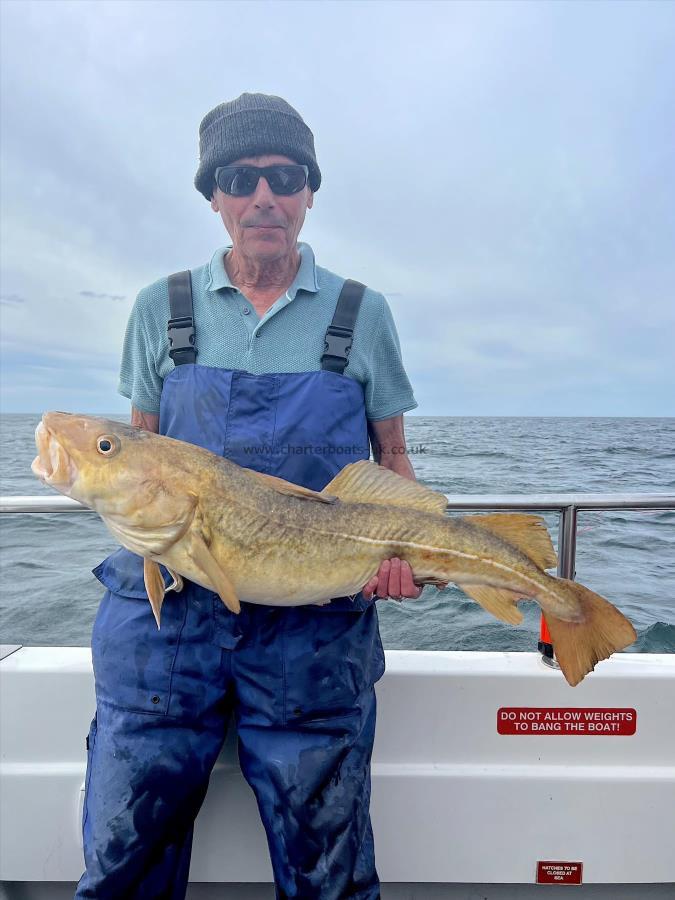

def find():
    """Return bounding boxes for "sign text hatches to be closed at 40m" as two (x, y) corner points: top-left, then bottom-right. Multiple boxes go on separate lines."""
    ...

(497, 707), (637, 735)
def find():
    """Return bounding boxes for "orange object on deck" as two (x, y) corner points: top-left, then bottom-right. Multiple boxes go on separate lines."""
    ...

(540, 615), (552, 646)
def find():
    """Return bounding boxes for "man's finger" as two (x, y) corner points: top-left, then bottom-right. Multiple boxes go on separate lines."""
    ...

(376, 559), (391, 599)
(362, 576), (379, 600)
(388, 557), (402, 599)
(400, 560), (422, 598)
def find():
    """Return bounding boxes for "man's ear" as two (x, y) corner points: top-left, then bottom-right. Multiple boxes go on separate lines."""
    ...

(306, 189), (314, 210)
(210, 189), (220, 213)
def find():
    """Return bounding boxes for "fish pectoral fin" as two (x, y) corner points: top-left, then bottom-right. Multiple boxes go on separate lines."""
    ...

(322, 460), (448, 514)
(143, 558), (167, 629)
(461, 584), (525, 625)
(189, 534), (241, 614)
(243, 469), (337, 504)
(543, 578), (637, 686)
(463, 514), (558, 570)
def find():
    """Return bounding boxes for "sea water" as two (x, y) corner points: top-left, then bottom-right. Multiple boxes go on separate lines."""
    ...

(1, 414), (673, 652)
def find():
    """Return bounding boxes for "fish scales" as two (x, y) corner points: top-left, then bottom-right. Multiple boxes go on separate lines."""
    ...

(210, 490), (544, 598)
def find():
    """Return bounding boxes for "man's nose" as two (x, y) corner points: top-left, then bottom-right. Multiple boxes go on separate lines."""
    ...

(252, 175), (276, 207)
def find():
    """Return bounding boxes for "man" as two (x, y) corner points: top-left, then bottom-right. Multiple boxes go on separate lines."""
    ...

(78, 93), (421, 899)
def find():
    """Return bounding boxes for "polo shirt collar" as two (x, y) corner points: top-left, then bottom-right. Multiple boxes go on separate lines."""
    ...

(206, 241), (319, 298)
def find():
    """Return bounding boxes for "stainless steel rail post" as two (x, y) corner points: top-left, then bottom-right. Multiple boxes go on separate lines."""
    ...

(558, 504), (578, 581)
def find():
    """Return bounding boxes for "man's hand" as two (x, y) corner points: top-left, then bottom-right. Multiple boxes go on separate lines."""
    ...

(362, 558), (422, 601)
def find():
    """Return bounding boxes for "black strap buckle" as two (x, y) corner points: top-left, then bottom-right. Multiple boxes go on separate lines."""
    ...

(322, 325), (353, 362)
(167, 316), (196, 360)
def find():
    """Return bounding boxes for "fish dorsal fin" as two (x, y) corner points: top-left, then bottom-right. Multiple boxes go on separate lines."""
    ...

(322, 460), (448, 515)
(189, 533), (241, 614)
(463, 514), (558, 571)
(243, 469), (337, 504)
(461, 584), (525, 625)
(143, 558), (166, 628)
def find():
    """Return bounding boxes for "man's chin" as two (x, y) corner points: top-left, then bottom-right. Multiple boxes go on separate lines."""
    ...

(243, 231), (290, 256)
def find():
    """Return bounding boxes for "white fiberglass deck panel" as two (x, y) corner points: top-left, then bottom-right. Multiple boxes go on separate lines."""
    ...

(1, 648), (674, 886)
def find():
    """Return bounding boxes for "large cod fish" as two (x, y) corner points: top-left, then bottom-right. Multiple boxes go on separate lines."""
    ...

(32, 412), (637, 686)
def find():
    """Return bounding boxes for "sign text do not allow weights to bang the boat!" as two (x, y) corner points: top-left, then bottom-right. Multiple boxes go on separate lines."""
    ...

(497, 707), (637, 735)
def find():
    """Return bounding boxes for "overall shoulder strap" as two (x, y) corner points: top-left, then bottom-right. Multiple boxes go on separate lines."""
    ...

(167, 271), (197, 365)
(321, 279), (366, 374)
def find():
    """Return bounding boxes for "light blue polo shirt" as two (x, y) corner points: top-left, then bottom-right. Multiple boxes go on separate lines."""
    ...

(119, 242), (417, 421)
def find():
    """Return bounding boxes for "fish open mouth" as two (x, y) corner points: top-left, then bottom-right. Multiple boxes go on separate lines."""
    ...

(31, 420), (76, 491)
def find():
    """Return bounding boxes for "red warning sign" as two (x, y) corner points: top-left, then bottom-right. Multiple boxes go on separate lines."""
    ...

(537, 861), (583, 884)
(498, 707), (636, 735)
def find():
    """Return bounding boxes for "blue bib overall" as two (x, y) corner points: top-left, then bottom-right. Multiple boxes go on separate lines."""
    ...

(77, 278), (384, 899)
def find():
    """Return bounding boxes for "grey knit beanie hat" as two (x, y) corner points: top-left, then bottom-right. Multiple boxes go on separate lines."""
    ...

(194, 93), (321, 200)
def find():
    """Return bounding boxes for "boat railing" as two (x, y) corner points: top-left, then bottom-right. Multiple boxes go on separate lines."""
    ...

(2, 492), (674, 662)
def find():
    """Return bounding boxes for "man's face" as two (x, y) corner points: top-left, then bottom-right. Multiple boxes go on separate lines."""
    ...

(210, 154), (314, 261)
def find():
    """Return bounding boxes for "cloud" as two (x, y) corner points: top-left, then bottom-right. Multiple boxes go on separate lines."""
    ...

(0, 293), (26, 305)
(0, 0), (674, 414)
(79, 291), (126, 302)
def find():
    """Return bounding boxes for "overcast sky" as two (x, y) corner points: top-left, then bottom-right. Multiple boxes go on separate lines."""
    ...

(1, 0), (673, 416)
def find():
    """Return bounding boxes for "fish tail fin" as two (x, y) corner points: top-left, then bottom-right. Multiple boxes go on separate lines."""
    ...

(543, 578), (637, 686)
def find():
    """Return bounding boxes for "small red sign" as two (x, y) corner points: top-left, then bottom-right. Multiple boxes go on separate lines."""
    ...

(498, 707), (636, 736)
(537, 861), (583, 884)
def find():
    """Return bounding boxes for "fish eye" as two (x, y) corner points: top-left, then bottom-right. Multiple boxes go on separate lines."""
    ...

(97, 435), (120, 456)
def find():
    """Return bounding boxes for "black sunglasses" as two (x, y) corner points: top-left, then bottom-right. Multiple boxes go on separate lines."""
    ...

(214, 164), (309, 197)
